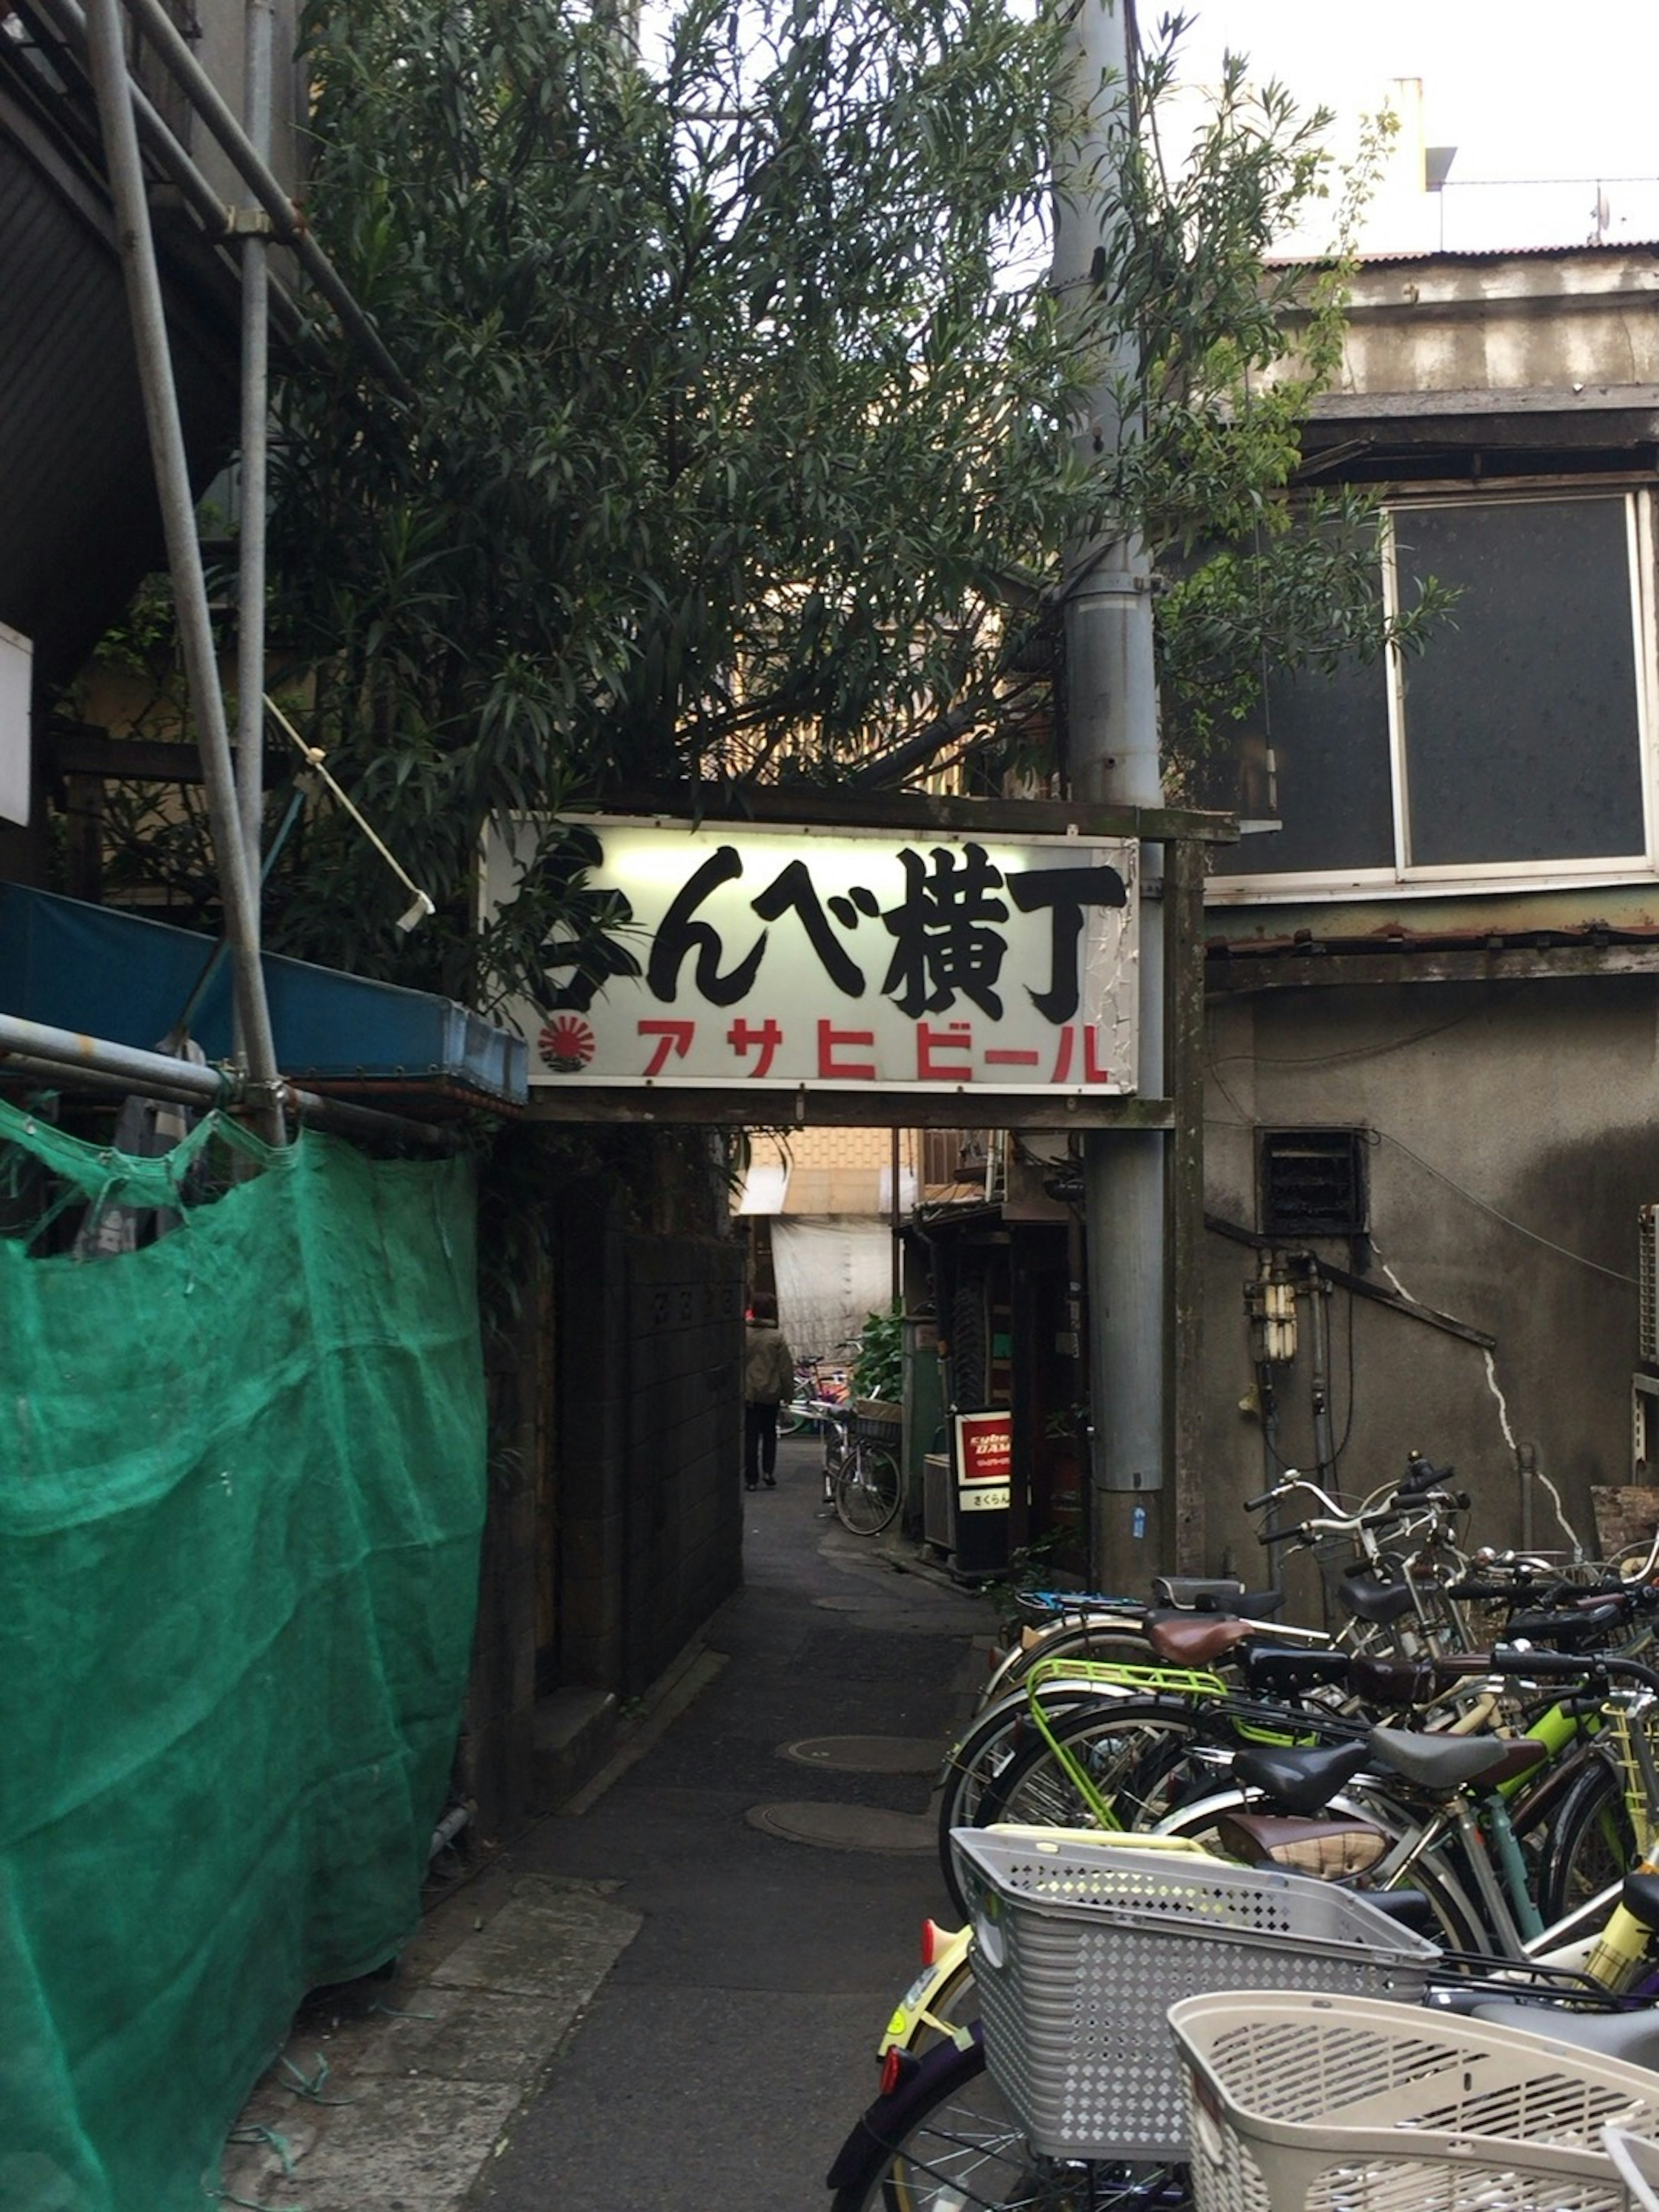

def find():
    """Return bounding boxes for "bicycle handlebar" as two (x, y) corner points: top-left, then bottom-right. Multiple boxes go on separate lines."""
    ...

(1489, 1643), (1659, 1697)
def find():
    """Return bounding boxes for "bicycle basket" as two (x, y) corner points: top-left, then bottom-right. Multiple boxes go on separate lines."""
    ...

(953, 1827), (1438, 2164)
(853, 1397), (902, 1444)
(1170, 1989), (1659, 2212)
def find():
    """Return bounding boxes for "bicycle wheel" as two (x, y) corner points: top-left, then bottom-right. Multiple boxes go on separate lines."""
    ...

(1538, 1748), (1638, 1924)
(936, 1682), (1119, 1916)
(777, 1402), (808, 1437)
(828, 2035), (1187, 2212)
(977, 1700), (1217, 1835)
(835, 1441), (902, 1535)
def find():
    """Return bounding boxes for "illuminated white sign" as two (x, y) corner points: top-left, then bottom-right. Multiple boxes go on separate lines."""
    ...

(0, 622), (31, 827)
(484, 816), (1138, 1096)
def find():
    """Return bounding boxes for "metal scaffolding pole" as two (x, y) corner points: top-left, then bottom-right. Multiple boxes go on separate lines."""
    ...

(118, 0), (413, 401)
(236, 0), (273, 868)
(81, 0), (285, 1142)
(1054, 0), (1170, 1585)
(28, 0), (405, 394)
(0, 1012), (228, 1103)
(27, 0), (303, 356)
(0, 1014), (452, 1147)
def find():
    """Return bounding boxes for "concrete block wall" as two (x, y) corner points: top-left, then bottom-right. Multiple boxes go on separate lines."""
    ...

(458, 1253), (549, 1840)
(622, 1235), (745, 1695)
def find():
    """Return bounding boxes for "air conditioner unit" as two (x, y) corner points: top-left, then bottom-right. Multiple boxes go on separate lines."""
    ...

(1642, 1205), (1659, 1364)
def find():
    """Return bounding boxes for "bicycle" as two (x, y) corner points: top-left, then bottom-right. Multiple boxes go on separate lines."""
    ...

(831, 1401), (903, 1536)
(830, 1805), (1659, 2211)
(779, 1348), (855, 1437)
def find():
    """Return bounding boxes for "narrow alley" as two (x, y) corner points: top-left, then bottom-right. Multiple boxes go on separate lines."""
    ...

(222, 1436), (989, 2211)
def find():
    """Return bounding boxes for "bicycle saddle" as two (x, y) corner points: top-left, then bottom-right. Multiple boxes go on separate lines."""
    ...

(1144, 1612), (1258, 1665)
(1243, 1644), (1353, 1695)
(1370, 1723), (1547, 1793)
(1339, 1572), (1419, 1626)
(1457, 1998), (1659, 2076)
(1230, 1735), (1371, 1817)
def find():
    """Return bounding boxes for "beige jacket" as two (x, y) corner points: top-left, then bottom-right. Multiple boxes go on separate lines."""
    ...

(744, 1320), (795, 1405)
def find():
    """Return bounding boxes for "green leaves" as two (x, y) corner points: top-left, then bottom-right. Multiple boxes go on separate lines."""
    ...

(244, 0), (1436, 1001)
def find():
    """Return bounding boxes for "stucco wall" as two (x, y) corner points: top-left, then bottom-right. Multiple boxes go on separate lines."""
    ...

(1200, 974), (1657, 1600)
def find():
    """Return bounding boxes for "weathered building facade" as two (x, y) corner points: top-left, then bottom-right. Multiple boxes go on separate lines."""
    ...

(1199, 245), (1659, 1589)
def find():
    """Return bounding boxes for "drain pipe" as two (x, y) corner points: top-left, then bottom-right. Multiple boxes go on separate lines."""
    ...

(1057, 0), (1167, 1586)
(82, 0), (284, 1143)
(429, 1805), (471, 1862)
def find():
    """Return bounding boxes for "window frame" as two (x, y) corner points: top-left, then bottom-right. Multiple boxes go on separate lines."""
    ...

(1207, 483), (1659, 905)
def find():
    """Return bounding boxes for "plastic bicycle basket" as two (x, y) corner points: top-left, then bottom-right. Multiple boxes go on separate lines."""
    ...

(1170, 1989), (1659, 2212)
(1606, 2125), (1659, 2212)
(952, 1827), (1439, 2165)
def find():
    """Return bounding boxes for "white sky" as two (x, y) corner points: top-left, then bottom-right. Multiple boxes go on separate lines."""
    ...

(1167, 1), (1659, 251)
(1173, 1), (1659, 182)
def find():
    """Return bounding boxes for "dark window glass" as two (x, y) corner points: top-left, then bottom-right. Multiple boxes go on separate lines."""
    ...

(1200, 653), (1395, 875)
(1394, 499), (1643, 865)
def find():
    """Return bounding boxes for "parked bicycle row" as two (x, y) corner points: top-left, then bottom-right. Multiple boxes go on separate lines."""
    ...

(824, 1452), (1659, 2208)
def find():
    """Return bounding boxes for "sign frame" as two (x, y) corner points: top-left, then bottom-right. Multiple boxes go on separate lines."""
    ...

(482, 787), (1232, 1130)
(953, 1408), (1014, 1514)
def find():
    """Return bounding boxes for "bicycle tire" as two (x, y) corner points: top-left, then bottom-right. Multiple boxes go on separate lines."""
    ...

(935, 1680), (1123, 1917)
(984, 1619), (1158, 1701)
(777, 1404), (808, 1437)
(976, 1698), (1218, 1835)
(835, 1440), (902, 1535)
(828, 2032), (1187, 2212)
(1538, 1747), (1639, 1924)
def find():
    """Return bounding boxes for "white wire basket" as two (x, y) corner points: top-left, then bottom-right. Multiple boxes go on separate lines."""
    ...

(1170, 1990), (1659, 2212)
(952, 1828), (1439, 2162)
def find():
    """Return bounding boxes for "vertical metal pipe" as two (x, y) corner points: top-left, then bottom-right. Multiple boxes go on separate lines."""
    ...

(82, 0), (285, 1141)
(1056, 0), (1168, 1586)
(890, 1125), (903, 1308)
(1306, 1266), (1336, 1480)
(237, 0), (273, 868)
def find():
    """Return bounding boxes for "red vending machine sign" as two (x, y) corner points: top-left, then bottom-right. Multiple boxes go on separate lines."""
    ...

(953, 1410), (1012, 1512)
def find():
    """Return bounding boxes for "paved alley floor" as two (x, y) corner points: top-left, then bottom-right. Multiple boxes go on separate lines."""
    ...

(220, 1437), (991, 2212)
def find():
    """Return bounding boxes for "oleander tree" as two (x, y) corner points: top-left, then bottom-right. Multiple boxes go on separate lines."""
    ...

(89, 2), (1443, 1005)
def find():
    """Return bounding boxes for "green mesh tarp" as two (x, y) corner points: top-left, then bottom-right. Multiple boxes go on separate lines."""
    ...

(0, 1102), (487, 2211)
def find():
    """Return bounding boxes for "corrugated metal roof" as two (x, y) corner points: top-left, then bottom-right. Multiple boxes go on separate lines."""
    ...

(0, 64), (238, 685)
(1267, 238), (1659, 268)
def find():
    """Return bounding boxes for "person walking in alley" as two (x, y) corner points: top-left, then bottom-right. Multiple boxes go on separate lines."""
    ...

(743, 1292), (794, 1490)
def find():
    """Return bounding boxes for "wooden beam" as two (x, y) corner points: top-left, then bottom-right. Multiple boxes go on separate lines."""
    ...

(573, 784), (1238, 846)
(46, 728), (287, 785)
(522, 1088), (1176, 1131)
(1208, 941), (1659, 993)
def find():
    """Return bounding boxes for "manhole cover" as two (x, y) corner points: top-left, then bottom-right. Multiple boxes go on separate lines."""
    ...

(782, 1735), (941, 1775)
(747, 1802), (935, 1853)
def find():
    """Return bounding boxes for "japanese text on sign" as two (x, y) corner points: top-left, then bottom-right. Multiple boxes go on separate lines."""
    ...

(485, 817), (1140, 1095)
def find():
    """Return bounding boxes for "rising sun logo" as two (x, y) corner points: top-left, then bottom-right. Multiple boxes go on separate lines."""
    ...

(537, 1015), (596, 1073)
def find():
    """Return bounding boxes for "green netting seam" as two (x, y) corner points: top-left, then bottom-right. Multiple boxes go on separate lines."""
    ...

(0, 1096), (280, 1211)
